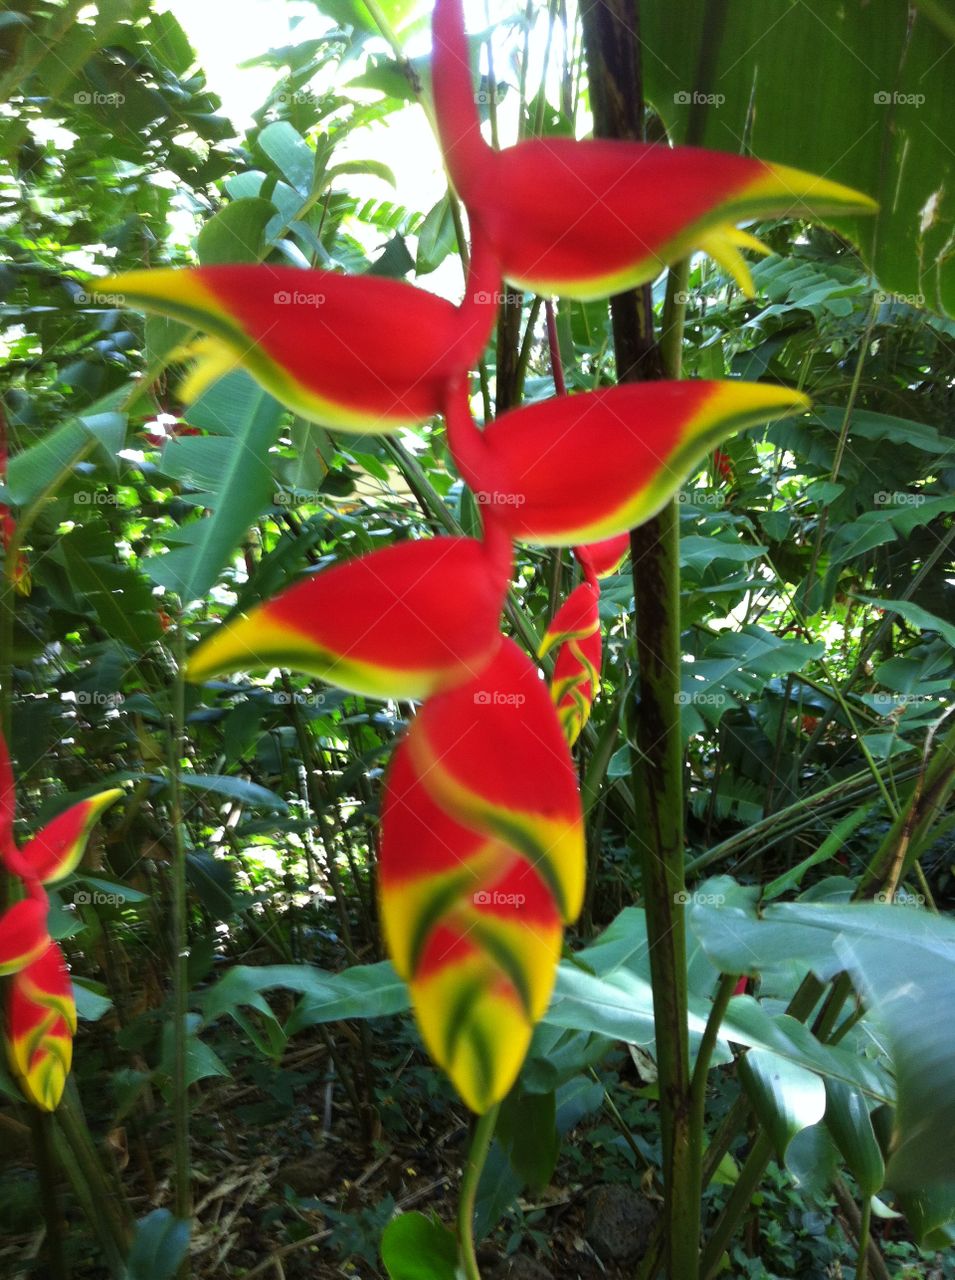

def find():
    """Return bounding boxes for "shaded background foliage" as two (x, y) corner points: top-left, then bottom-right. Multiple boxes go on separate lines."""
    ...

(1, 0), (955, 1277)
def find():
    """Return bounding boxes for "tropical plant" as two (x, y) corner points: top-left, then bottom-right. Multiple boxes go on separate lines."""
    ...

(2, 0), (955, 1278)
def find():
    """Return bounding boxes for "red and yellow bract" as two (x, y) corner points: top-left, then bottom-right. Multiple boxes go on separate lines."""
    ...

(380, 740), (562, 1112)
(404, 637), (585, 924)
(446, 379), (810, 545)
(0, 734), (120, 1110)
(187, 532), (512, 700)
(6, 945), (76, 1112)
(540, 582), (602, 745)
(432, 0), (876, 300)
(98, 239), (499, 431)
(577, 534), (630, 580)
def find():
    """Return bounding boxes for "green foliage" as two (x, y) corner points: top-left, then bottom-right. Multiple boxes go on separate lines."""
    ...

(2, 2), (955, 1277)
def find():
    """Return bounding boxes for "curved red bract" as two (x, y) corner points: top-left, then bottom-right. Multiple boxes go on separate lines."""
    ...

(431, 0), (876, 300)
(0, 733), (119, 1110)
(379, 737), (563, 1112)
(187, 534), (512, 700)
(448, 380), (809, 545)
(406, 637), (585, 924)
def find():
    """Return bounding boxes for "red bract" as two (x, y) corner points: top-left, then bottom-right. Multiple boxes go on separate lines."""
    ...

(432, 0), (876, 300)
(0, 896), (50, 977)
(0, 731), (120, 1110)
(447, 379), (809, 545)
(187, 532), (512, 700)
(540, 582), (602, 745)
(405, 637), (585, 924)
(98, 240), (499, 431)
(6, 946), (75, 1112)
(380, 740), (561, 1112)
(17, 790), (125, 885)
(577, 534), (630, 580)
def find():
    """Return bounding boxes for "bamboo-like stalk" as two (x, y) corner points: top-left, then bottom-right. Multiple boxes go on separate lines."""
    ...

(576, 0), (700, 1272)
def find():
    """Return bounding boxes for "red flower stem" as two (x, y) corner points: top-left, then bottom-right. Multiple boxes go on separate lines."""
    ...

(544, 298), (566, 397)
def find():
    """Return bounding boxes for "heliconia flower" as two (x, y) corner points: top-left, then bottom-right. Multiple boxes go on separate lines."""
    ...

(0, 895), (50, 977)
(11, 943), (76, 1032)
(5, 946), (75, 1112)
(405, 637), (585, 923)
(576, 534), (630, 580)
(446, 378), (810, 546)
(539, 583), (602, 745)
(187, 532), (513, 700)
(539, 582), (601, 660)
(431, 0), (876, 301)
(15, 789), (123, 886)
(96, 238), (500, 432)
(713, 448), (735, 483)
(380, 740), (561, 1112)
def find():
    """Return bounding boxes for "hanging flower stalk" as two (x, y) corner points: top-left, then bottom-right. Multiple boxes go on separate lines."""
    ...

(97, 0), (875, 1146)
(0, 735), (120, 1110)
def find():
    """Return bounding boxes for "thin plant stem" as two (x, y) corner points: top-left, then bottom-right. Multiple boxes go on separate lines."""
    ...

(457, 1103), (500, 1280)
(168, 623), (193, 1259)
(29, 1110), (70, 1279)
(855, 1194), (872, 1280)
(689, 973), (740, 1140)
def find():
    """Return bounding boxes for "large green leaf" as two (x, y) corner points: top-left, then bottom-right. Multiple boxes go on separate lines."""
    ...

(825, 1079), (885, 1198)
(381, 1212), (458, 1280)
(739, 1048), (827, 1163)
(689, 880), (955, 1189)
(642, 0), (955, 314)
(146, 372), (284, 602)
(126, 1210), (191, 1280)
(59, 523), (163, 651)
(199, 960), (410, 1028)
